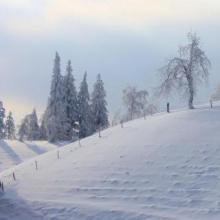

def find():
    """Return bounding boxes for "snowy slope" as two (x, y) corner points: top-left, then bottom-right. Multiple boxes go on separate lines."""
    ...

(0, 140), (58, 172)
(1, 106), (220, 220)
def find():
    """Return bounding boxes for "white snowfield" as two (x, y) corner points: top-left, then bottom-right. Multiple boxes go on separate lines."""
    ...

(1, 105), (220, 220)
(0, 140), (58, 172)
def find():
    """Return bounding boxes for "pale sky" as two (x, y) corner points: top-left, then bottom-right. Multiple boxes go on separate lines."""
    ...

(1, 0), (220, 124)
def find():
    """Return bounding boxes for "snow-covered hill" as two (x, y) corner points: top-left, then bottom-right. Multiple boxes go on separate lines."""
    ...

(0, 140), (58, 172)
(1, 106), (220, 220)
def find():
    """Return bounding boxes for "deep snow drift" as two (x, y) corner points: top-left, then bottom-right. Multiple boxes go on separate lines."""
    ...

(1, 106), (220, 220)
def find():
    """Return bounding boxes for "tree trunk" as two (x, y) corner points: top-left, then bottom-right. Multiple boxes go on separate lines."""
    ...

(167, 102), (170, 113)
(188, 91), (194, 109)
(98, 126), (101, 138)
(187, 75), (194, 109)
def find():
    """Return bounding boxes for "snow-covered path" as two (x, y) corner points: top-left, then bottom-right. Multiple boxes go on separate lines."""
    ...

(1, 106), (220, 219)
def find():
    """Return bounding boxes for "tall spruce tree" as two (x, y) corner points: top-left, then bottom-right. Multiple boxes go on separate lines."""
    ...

(91, 74), (109, 131)
(63, 60), (78, 139)
(5, 112), (16, 140)
(18, 116), (29, 141)
(78, 72), (93, 138)
(0, 101), (5, 139)
(27, 109), (40, 140)
(39, 114), (47, 140)
(44, 52), (68, 142)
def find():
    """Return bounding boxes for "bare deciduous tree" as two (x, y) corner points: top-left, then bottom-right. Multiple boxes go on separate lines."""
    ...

(211, 84), (220, 101)
(159, 32), (211, 109)
(112, 109), (122, 126)
(145, 104), (158, 116)
(123, 86), (148, 120)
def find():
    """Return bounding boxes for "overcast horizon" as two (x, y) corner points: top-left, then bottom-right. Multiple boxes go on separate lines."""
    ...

(1, 0), (220, 124)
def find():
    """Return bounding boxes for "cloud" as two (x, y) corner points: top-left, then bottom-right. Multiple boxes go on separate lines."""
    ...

(1, 0), (220, 36)
(43, 0), (220, 28)
(0, 0), (32, 8)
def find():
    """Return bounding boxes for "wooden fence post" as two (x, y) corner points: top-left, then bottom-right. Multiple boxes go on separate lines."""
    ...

(120, 120), (124, 128)
(167, 102), (170, 113)
(210, 99), (213, 108)
(13, 172), (16, 181)
(35, 160), (38, 170)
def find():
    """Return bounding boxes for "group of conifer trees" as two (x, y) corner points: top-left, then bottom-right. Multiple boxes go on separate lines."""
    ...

(18, 52), (109, 142)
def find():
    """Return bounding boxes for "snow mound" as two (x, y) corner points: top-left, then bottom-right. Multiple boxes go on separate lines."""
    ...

(0, 140), (58, 172)
(1, 106), (220, 220)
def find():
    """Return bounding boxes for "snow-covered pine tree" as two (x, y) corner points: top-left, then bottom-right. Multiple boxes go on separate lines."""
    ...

(44, 52), (69, 142)
(0, 101), (5, 139)
(78, 72), (93, 138)
(39, 114), (47, 140)
(91, 74), (109, 132)
(63, 60), (78, 140)
(5, 112), (16, 140)
(26, 109), (40, 141)
(18, 110), (40, 141)
(18, 116), (28, 142)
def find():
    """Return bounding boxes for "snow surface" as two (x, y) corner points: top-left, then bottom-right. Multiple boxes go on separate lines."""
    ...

(1, 105), (220, 219)
(0, 140), (58, 172)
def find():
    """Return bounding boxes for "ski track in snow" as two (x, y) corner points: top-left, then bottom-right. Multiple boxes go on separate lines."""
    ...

(1, 105), (220, 219)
